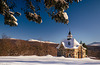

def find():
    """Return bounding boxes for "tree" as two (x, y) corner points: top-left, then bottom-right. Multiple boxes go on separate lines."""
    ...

(81, 41), (88, 55)
(1, 33), (10, 39)
(80, 41), (82, 44)
(0, 0), (82, 26)
(80, 41), (88, 55)
(80, 41), (87, 48)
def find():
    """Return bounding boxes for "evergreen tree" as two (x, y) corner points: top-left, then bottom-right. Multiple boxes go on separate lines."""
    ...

(80, 41), (82, 44)
(0, 0), (82, 26)
(80, 41), (87, 55)
(82, 43), (87, 55)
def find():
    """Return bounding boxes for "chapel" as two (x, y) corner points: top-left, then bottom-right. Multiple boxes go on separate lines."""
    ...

(56, 31), (86, 58)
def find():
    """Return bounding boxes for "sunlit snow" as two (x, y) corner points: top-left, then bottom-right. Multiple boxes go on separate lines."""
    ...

(0, 55), (100, 65)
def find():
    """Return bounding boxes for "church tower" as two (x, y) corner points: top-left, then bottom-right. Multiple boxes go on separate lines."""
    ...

(67, 30), (72, 40)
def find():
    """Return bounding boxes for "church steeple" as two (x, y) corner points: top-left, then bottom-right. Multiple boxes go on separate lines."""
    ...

(67, 30), (72, 40)
(68, 30), (71, 35)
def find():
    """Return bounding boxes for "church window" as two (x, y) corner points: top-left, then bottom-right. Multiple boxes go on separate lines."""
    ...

(68, 42), (70, 45)
(76, 45), (79, 47)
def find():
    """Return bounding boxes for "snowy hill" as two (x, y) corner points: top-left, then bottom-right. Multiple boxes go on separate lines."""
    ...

(28, 39), (56, 44)
(88, 42), (100, 46)
(0, 55), (100, 65)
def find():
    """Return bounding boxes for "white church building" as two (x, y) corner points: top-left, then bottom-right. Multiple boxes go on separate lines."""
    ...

(56, 31), (86, 58)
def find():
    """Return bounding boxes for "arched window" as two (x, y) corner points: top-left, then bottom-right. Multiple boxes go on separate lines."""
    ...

(68, 42), (70, 45)
(68, 53), (71, 57)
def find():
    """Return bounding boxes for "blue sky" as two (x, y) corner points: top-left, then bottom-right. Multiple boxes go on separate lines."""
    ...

(0, 0), (100, 44)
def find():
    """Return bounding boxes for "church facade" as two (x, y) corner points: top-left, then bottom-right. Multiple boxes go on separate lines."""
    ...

(56, 31), (86, 58)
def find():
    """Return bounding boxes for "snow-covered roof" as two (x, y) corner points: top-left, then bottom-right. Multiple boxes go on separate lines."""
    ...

(57, 38), (80, 49)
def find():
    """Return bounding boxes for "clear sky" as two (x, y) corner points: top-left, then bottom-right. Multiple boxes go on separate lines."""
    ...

(0, 0), (100, 44)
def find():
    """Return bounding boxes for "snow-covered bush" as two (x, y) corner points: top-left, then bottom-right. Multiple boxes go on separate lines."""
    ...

(54, 0), (69, 11)
(52, 11), (69, 24)
(25, 12), (34, 21)
(0, 0), (82, 26)
(15, 12), (21, 17)
(34, 13), (42, 24)
(44, 0), (69, 11)
(25, 12), (42, 24)
(0, 0), (9, 15)
(4, 13), (18, 26)
(44, 0), (82, 24)
(0, 0), (21, 26)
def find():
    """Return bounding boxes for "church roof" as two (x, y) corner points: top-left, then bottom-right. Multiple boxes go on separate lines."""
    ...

(57, 30), (87, 50)
(56, 30), (82, 49)
(57, 38), (80, 49)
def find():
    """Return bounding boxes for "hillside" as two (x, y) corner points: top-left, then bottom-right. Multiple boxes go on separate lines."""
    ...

(0, 38), (58, 56)
(88, 42), (100, 46)
(87, 42), (100, 58)
(87, 45), (100, 59)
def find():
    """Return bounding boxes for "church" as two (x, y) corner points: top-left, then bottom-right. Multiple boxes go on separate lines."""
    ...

(56, 31), (86, 58)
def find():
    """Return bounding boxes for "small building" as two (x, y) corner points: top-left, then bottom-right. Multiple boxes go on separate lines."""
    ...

(56, 31), (86, 58)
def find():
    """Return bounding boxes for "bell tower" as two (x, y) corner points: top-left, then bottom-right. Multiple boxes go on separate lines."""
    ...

(67, 30), (72, 40)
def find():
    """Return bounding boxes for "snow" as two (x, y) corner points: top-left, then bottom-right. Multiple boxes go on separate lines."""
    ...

(88, 42), (100, 46)
(90, 44), (100, 46)
(14, 21), (18, 26)
(11, 15), (17, 21)
(9, 38), (20, 40)
(28, 39), (55, 44)
(0, 55), (100, 65)
(9, 11), (14, 15)
(44, 41), (56, 44)
(28, 39), (39, 42)
(62, 12), (68, 19)
(9, 38), (16, 39)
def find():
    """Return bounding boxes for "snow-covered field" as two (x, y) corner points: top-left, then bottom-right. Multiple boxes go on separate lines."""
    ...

(0, 55), (100, 65)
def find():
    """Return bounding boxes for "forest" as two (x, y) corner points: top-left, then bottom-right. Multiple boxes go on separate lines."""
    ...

(0, 38), (58, 56)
